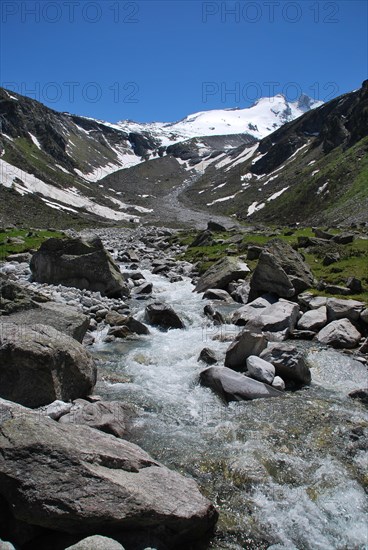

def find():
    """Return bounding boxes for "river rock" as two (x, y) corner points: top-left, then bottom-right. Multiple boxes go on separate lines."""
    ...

(247, 299), (300, 338)
(65, 535), (125, 550)
(198, 348), (218, 365)
(194, 256), (250, 293)
(30, 236), (129, 298)
(232, 295), (277, 325)
(203, 289), (233, 302)
(0, 323), (96, 408)
(361, 308), (368, 324)
(348, 388), (368, 405)
(0, 274), (49, 315)
(58, 400), (130, 438)
(249, 239), (315, 300)
(5, 302), (89, 342)
(134, 282), (153, 295)
(0, 416), (218, 544)
(326, 298), (365, 322)
(272, 376), (286, 391)
(125, 316), (150, 335)
(260, 343), (311, 385)
(246, 355), (275, 385)
(200, 366), (283, 402)
(224, 330), (267, 370)
(105, 311), (127, 326)
(297, 306), (327, 332)
(316, 319), (362, 349)
(145, 302), (185, 330)
(298, 293), (327, 310)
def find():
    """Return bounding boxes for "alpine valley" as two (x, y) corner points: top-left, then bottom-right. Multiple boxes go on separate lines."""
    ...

(2, 82), (366, 229)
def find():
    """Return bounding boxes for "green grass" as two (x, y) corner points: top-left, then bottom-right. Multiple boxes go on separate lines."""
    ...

(0, 228), (65, 261)
(175, 226), (368, 303)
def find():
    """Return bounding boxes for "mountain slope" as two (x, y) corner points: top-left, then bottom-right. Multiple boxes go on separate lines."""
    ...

(181, 80), (368, 226)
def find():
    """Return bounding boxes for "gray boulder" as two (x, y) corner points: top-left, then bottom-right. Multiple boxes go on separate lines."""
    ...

(65, 535), (125, 550)
(246, 356), (275, 385)
(224, 330), (267, 370)
(232, 295), (277, 325)
(247, 299), (300, 338)
(0, 323), (96, 408)
(30, 237), (129, 298)
(298, 293), (327, 310)
(203, 289), (233, 302)
(297, 306), (327, 332)
(200, 366), (283, 402)
(194, 256), (250, 293)
(145, 302), (184, 330)
(272, 376), (285, 391)
(260, 343), (311, 385)
(316, 319), (362, 349)
(0, 416), (218, 543)
(58, 400), (131, 438)
(198, 348), (218, 365)
(249, 239), (315, 300)
(0, 274), (49, 315)
(5, 302), (89, 342)
(326, 298), (365, 322)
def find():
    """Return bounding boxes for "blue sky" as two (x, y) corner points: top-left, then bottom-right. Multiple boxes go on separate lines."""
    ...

(1, 1), (367, 122)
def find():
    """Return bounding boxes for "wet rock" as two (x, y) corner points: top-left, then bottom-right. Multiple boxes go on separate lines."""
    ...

(316, 319), (362, 349)
(194, 256), (250, 293)
(326, 298), (365, 322)
(105, 311), (128, 326)
(0, 323), (96, 408)
(297, 306), (327, 332)
(200, 366), (283, 402)
(246, 355), (275, 385)
(203, 289), (233, 302)
(145, 302), (185, 330)
(198, 348), (218, 365)
(65, 535), (125, 550)
(225, 330), (267, 371)
(0, 415), (218, 544)
(30, 236), (129, 298)
(107, 326), (133, 339)
(134, 282), (153, 295)
(203, 305), (224, 325)
(124, 316), (150, 336)
(249, 239), (315, 300)
(260, 343), (311, 385)
(5, 302), (89, 342)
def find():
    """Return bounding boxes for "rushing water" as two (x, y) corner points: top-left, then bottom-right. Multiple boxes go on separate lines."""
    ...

(92, 270), (368, 550)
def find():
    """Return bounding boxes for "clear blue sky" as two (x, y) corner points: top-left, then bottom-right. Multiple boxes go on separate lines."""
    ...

(1, 0), (367, 122)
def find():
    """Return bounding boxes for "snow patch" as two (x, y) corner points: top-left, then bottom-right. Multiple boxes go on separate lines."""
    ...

(267, 186), (289, 201)
(247, 201), (266, 216)
(28, 133), (42, 150)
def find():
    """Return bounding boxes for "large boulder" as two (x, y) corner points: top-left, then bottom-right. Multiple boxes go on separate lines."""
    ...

(224, 330), (267, 370)
(316, 319), (362, 349)
(194, 257), (250, 293)
(0, 323), (96, 408)
(0, 274), (49, 315)
(246, 299), (300, 338)
(145, 302), (184, 330)
(297, 306), (327, 332)
(200, 366), (283, 402)
(4, 302), (89, 342)
(30, 237), (129, 298)
(232, 295), (277, 325)
(260, 343), (311, 385)
(326, 298), (365, 323)
(249, 239), (315, 300)
(246, 356), (275, 385)
(0, 416), (218, 546)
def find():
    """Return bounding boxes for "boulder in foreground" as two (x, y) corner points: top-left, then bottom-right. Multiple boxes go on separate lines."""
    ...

(0, 416), (218, 546)
(0, 323), (96, 407)
(30, 236), (129, 298)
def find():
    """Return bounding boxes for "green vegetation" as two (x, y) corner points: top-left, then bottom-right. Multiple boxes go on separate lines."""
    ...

(0, 228), (64, 261)
(173, 226), (368, 303)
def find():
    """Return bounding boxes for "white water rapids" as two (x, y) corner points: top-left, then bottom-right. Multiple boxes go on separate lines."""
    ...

(92, 269), (368, 550)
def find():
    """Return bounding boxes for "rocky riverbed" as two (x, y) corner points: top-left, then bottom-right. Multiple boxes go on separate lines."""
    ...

(0, 225), (367, 550)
